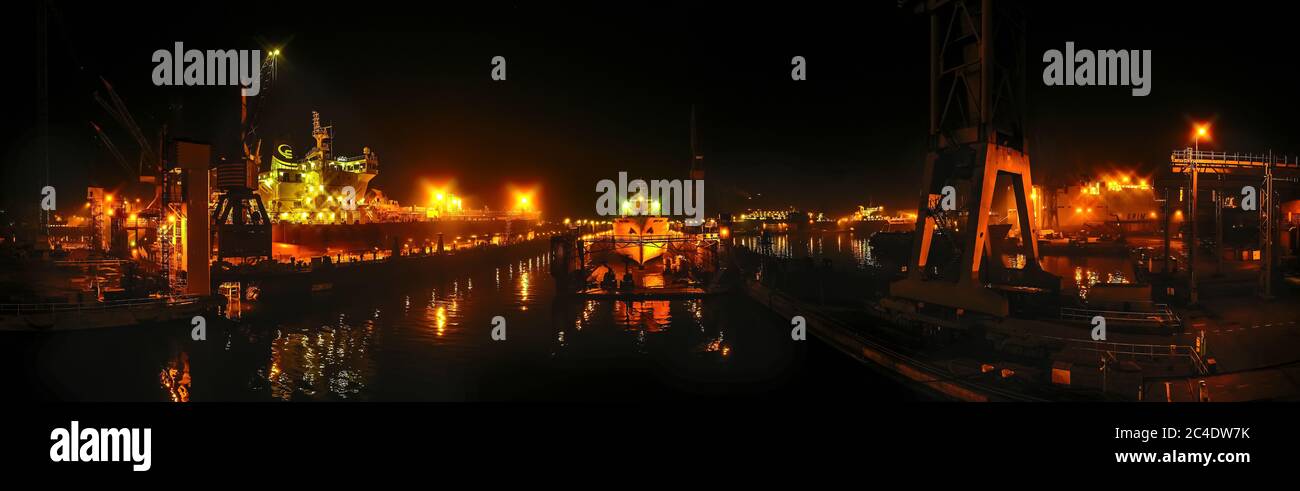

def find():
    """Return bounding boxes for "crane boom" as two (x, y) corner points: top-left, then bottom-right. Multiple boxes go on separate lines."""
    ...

(96, 77), (159, 172)
(89, 121), (137, 177)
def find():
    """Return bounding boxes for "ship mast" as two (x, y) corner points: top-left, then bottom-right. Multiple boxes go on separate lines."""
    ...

(311, 110), (333, 161)
(689, 105), (705, 228)
(689, 105), (704, 181)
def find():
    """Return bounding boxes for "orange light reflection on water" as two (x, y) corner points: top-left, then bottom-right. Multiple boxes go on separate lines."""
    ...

(159, 352), (191, 403)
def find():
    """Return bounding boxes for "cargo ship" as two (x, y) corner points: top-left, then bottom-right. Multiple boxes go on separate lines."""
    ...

(253, 112), (543, 259)
(841, 205), (915, 235)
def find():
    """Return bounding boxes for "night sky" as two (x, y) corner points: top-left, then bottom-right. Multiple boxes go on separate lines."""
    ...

(6, 1), (1299, 221)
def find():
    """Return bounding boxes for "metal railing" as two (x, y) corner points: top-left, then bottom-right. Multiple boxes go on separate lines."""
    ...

(52, 259), (132, 267)
(1060, 304), (1180, 330)
(602, 233), (718, 241)
(0, 295), (203, 315)
(1170, 149), (1299, 170)
(585, 234), (720, 250)
(1042, 335), (1209, 376)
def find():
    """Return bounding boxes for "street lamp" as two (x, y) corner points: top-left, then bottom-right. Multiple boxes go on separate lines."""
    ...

(1188, 123), (1210, 305)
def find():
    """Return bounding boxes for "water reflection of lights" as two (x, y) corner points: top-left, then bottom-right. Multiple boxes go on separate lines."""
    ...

(435, 306), (447, 336)
(267, 321), (376, 400)
(519, 270), (530, 309)
(703, 337), (731, 357)
(739, 232), (879, 270)
(159, 352), (191, 402)
(848, 235), (878, 269)
(685, 299), (703, 325)
(511, 254), (548, 312)
(575, 300), (598, 330)
(614, 300), (672, 333)
(1072, 265), (1131, 300)
(425, 285), (464, 340)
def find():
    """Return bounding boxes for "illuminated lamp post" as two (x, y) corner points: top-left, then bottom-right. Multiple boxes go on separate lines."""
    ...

(1188, 124), (1209, 305)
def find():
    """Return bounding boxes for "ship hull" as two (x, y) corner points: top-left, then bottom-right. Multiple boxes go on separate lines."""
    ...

(612, 217), (672, 265)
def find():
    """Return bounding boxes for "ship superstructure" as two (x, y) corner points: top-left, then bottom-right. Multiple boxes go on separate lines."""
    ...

(258, 111), (379, 224)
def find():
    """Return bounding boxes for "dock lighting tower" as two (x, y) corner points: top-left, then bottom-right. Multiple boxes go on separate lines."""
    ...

(267, 48), (281, 79)
(513, 189), (535, 214)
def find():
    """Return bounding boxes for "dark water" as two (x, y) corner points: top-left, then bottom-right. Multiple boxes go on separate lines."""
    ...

(734, 231), (1138, 302)
(6, 245), (914, 401)
(734, 232), (881, 270)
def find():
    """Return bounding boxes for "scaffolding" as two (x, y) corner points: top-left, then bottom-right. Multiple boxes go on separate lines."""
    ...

(1167, 149), (1300, 300)
(159, 166), (190, 296)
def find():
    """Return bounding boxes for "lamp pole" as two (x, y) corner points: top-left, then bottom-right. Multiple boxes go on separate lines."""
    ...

(1188, 127), (1206, 305)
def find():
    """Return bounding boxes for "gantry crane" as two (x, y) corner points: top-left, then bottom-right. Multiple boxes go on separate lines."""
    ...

(892, 0), (1057, 318)
(211, 49), (280, 262)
